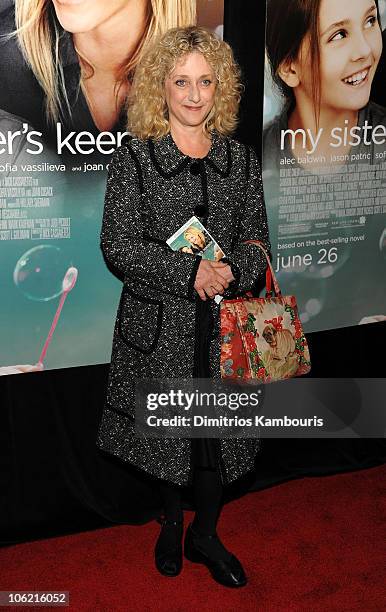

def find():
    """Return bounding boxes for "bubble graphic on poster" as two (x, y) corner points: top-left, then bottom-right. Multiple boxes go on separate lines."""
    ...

(276, 269), (327, 325)
(13, 245), (72, 302)
(304, 298), (322, 318)
(379, 228), (386, 259)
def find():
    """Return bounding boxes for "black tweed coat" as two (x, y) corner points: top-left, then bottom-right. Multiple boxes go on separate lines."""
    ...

(96, 130), (271, 487)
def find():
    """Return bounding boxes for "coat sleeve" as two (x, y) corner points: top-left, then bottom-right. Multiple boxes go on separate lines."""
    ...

(221, 145), (271, 296)
(100, 145), (201, 300)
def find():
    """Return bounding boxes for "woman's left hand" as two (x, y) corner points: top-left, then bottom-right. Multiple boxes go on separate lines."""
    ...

(216, 264), (235, 284)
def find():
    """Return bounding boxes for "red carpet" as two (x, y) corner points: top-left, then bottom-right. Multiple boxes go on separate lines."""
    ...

(1, 465), (385, 611)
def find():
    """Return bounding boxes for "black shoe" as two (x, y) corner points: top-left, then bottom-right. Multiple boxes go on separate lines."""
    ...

(154, 516), (183, 577)
(184, 523), (247, 588)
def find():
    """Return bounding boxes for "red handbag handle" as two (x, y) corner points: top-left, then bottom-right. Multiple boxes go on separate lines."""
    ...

(242, 240), (282, 297)
(266, 266), (273, 295)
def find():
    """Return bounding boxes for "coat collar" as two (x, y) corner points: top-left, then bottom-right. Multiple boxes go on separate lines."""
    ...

(149, 130), (232, 178)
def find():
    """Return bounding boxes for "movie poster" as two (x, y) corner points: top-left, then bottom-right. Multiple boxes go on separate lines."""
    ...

(263, 0), (386, 333)
(0, 0), (224, 374)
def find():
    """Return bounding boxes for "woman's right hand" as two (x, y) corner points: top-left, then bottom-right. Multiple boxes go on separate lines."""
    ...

(194, 260), (231, 301)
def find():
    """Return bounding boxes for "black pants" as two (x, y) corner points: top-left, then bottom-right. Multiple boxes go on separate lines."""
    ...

(158, 462), (223, 535)
(191, 296), (219, 470)
(158, 298), (223, 533)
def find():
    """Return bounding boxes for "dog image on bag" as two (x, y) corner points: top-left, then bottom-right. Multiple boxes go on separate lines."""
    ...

(261, 318), (300, 379)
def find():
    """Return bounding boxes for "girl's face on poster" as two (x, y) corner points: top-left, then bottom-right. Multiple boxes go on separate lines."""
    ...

(52, 0), (144, 34)
(291, 0), (382, 114)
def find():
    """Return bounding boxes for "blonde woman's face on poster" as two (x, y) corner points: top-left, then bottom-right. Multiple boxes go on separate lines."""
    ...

(52, 0), (145, 34)
(296, 0), (382, 114)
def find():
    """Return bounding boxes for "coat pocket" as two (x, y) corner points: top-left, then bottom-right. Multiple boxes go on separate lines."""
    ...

(117, 285), (163, 354)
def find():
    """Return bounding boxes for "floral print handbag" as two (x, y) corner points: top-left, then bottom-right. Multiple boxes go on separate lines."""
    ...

(220, 240), (311, 382)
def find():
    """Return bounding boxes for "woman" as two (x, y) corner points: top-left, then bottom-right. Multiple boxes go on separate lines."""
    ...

(96, 26), (270, 587)
(264, 0), (386, 165)
(0, 1), (196, 140)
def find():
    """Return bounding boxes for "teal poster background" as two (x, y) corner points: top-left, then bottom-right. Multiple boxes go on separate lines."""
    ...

(0, 153), (120, 370)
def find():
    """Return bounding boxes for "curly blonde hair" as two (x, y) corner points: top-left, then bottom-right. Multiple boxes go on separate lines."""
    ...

(127, 26), (243, 139)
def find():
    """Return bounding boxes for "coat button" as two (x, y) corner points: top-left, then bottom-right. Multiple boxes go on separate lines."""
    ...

(189, 161), (201, 176)
(194, 204), (208, 217)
